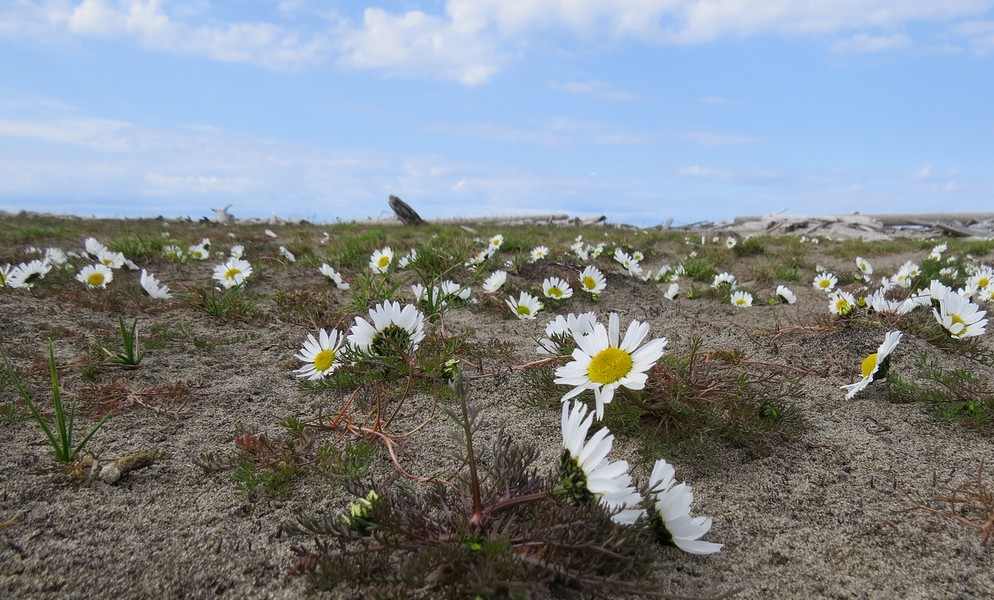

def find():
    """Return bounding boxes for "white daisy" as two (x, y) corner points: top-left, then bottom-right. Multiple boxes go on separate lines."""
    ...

(530, 246), (550, 263)
(96, 249), (125, 270)
(537, 312), (598, 355)
(828, 290), (857, 316)
(440, 280), (472, 302)
(482, 270), (507, 293)
(212, 258), (253, 289)
(578, 265), (606, 296)
(555, 313), (668, 420)
(278, 246), (296, 263)
(4, 259), (51, 289)
(264, 229), (278, 238)
(488, 234), (504, 252)
(664, 283), (680, 301)
(730, 290), (753, 307)
(348, 301), (426, 356)
(84, 237), (108, 258)
(812, 272), (837, 292)
(163, 244), (184, 260)
(855, 256), (873, 275)
(410, 283), (428, 303)
(397, 249), (417, 268)
(841, 331), (902, 399)
(647, 458), (723, 555)
(139, 269), (172, 299)
(712, 272), (737, 289)
(294, 329), (345, 380)
(319, 264), (350, 289)
(542, 277), (574, 300)
(369, 247), (393, 273)
(44, 248), (68, 266)
(76, 264), (113, 289)
(775, 285), (797, 305)
(967, 267), (994, 292)
(229, 244), (245, 259)
(866, 289), (901, 315)
(559, 400), (644, 524)
(0, 263), (11, 287)
(725, 236), (737, 249)
(933, 293), (988, 339)
(188, 242), (210, 261)
(506, 291), (543, 320)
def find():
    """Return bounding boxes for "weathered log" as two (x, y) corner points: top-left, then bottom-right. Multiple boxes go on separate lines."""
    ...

(388, 195), (425, 225)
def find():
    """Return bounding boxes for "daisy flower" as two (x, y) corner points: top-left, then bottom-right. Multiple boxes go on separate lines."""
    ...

(865, 289), (901, 315)
(188, 242), (210, 261)
(537, 312), (598, 355)
(278, 246), (296, 263)
(5, 259), (51, 289)
(294, 329), (345, 380)
(730, 290), (752, 307)
(855, 256), (873, 275)
(812, 272), (837, 292)
(646, 458), (723, 555)
(212, 258), (253, 289)
(488, 234), (504, 252)
(139, 269), (172, 299)
(967, 267), (994, 292)
(96, 249), (126, 270)
(397, 249), (417, 268)
(934, 293), (988, 339)
(369, 247), (393, 273)
(76, 264), (113, 289)
(977, 286), (994, 303)
(506, 291), (543, 320)
(841, 331), (902, 399)
(44, 248), (67, 266)
(319, 264), (350, 289)
(775, 285), (797, 304)
(482, 270), (507, 293)
(530, 246), (550, 263)
(348, 301), (426, 357)
(559, 400), (644, 524)
(84, 237), (108, 258)
(440, 280), (472, 302)
(613, 249), (642, 277)
(555, 312), (668, 419)
(725, 236), (737, 249)
(828, 290), (857, 316)
(542, 277), (574, 300)
(578, 265), (606, 297)
(711, 272), (737, 289)
(163, 244), (184, 260)
(410, 283), (428, 303)
(0, 263), (11, 287)
(229, 244), (245, 259)
(664, 283), (680, 300)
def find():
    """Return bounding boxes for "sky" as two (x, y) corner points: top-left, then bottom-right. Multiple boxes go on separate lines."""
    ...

(1, 1), (993, 227)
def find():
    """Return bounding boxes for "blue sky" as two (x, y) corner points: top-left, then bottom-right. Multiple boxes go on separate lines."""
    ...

(1, 1), (992, 226)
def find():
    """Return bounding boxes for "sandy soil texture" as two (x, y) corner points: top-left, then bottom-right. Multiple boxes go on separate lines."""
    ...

(1, 219), (992, 599)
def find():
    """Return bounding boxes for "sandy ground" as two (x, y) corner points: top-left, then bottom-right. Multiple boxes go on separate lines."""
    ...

(1, 223), (992, 599)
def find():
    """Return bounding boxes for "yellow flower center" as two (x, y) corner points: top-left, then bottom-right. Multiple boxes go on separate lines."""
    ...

(860, 353), (878, 378)
(314, 349), (336, 372)
(835, 299), (849, 311)
(378, 255), (390, 268)
(819, 279), (831, 288)
(736, 298), (747, 306)
(225, 268), (241, 280)
(87, 272), (105, 286)
(582, 276), (596, 290)
(588, 347), (633, 384)
(548, 287), (562, 298)
(949, 313), (966, 335)
(516, 305), (531, 316)
(979, 277), (990, 288)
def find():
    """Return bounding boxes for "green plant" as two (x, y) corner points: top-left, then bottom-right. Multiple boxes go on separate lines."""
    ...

(1, 341), (111, 463)
(102, 316), (146, 367)
(188, 282), (261, 319)
(885, 351), (993, 430)
(347, 270), (399, 311)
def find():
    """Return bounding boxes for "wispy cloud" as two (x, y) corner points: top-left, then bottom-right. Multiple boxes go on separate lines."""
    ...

(430, 118), (656, 146)
(831, 32), (912, 53)
(682, 131), (759, 147)
(677, 165), (782, 184)
(547, 80), (637, 100)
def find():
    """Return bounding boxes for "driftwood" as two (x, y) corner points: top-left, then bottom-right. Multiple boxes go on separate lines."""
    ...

(725, 212), (994, 239)
(388, 195), (425, 225)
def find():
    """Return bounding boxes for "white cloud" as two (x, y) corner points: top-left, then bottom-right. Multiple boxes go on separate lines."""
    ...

(831, 32), (912, 53)
(0, 117), (137, 151)
(677, 165), (782, 184)
(431, 118), (656, 146)
(953, 19), (994, 54)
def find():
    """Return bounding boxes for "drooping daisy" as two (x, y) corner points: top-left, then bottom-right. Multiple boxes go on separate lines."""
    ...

(775, 285), (797, 305)
(841, 331), (902, 399)
(855, 256), (873, 275)
(212, 258), (253, 289)
(646, 458), (723, 555)
(410, 283), (429, 303)
(139, 269), (172, 299)
(977, 286), (994, 303)
(84, 237), (108, 258)
(530, 246), (550, 263)
(542, 277), (574, 300)
(369, 247), (393, 273)
(730, 290), (752, 307)
(294, 329), (345, 380)
(163, 244), (184, 260)
(4, 259), (51, 289)
(934, 293), (988, 339)
(506, 291), (543, 320)
(440, 280), (472, 302)
(482, 270), (507, 293)
(319, 264), (350, 289)
(537, 312), (598, 355)
(866, 289), (901, 315)
(555, 312), (668, 419)
(712, 272), (737, 289)
(278, 246), (296, 263)
(664, 283), (680, 301)
(229, 244), (245, 259)
(828, 290), (857, 316)
(44, 248), (68, 266)
(397, 249), (417, 268)
(559, 400), (644, 524)
(812, 272), (837, 292)
(578, 265), (606, 297)
(76, 264), (113, 289)
(348, 301), (426, 357)
(613, 249), (642, 277)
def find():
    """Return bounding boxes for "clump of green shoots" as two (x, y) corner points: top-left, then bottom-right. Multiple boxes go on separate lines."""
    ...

(102, 316), (146, 367)
(1, 341), (110, 463)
